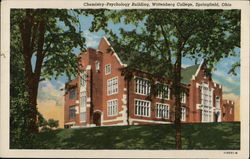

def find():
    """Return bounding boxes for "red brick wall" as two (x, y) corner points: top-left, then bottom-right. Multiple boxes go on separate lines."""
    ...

(64, 39), (235, 128)
(186, 63), (223, 123)
(64, 78), (79, 126)
(98, 38), (126, 122)
(222, 100), (234, 122)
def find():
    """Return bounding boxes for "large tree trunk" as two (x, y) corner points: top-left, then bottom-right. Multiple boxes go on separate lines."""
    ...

(20, 9), (46, 134)
(174, 49), (182, 149)
(27, 76), (40, 134)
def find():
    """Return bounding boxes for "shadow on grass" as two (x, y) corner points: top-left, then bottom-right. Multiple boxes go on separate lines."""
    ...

(182, 122), (240, 150)
(32, 122), (240, 150)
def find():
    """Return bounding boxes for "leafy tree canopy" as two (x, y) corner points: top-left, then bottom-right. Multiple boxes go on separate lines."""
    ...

(93, 9), (240, 77)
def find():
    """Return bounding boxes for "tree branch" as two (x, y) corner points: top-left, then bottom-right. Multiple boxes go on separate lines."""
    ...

(34, 18), (46, 79)
(159, 24), (171, 62)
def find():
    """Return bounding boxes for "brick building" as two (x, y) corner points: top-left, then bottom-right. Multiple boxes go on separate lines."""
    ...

(64, 37), (234, 128)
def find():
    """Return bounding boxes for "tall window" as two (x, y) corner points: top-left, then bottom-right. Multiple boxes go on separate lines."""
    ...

(157, 84), (170, 100)
(135, 77), (151, 95)
(69, 89), (77, 100)
(80, 112), (86, 122)
(80, 92), (86, 108)
(181, 92), (186, 103)
(107, 77), (118, 95)
(181, 107), (186, 121)
(80, 72), (87, 86)
(69, 106), (76, 119)
(216, 96), (220, 108)
(201, 82), (213, 122)
(105, 64), (111, 75)
(107, 99), (118, 116)
(156, 103), (169, 119)
(134, 99), (150, 117)
(95, 61), (100, 72)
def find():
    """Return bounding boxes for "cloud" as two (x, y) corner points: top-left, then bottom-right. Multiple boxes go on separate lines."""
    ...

(222, 86), (233, 94)
(38, 80), (64, 106)
(181, 63), (192, 68)
(37, 80), (65, 128)
(212, 70), (240, 96)
(37, 100), (64, 128)
(84, 30), (101, 48)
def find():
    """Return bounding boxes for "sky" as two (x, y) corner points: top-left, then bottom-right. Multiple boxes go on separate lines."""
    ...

(37, 11), (240, 109)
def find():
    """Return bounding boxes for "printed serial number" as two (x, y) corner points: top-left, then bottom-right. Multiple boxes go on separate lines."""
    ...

(224, 151), (238, 154)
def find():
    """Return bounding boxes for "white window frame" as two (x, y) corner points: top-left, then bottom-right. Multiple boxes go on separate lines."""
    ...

(107, 77), (118, 95)
(95, 61), (100, 72)
(80, 91), (86, 108)
(181, 92), (186, 103)
(80, 112), (86, 122)
(80, 71), (87, 87)
(156, 103), (170, 119)
(200, 82), (213, 122)
(134, 99), (151, 117)
(181, 107), (186, 121)
(105, 64), (111, 75)
(216, 96), (220, 108)
(135, 77), (151, 95)
(156, 84), (170, 100)
(107, 99), (118, 116)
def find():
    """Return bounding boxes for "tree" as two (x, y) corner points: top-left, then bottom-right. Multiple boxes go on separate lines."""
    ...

(10, 19), (33, 148)
(92, 9), (240, 149)
(11, 9), (87, 134)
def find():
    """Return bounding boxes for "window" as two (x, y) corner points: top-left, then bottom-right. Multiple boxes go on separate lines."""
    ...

(105, 64), (111, 75)
(134, 99), (150, 117)
(157, 84), (170, 100)
(181, 107), (186, 121)
(107, 99), (118, 116)
(80, 112), (86, 122)
(69, 106), (76, 119)
(216, 96), (220, 108)
(135, 77), (151, 95)
(107, 77), (118, 95)
(69, 89), (77, 100)
(80, 72), (87, 86)
(200, 82), (213, 122)
(181, 92), (186, 103)
(156, 103), (169, 119)
(95, 61), (100, 72)
(80, 92), (86, 108)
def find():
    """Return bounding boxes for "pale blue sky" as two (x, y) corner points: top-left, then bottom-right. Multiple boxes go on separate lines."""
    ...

(37, 11), (240, 99)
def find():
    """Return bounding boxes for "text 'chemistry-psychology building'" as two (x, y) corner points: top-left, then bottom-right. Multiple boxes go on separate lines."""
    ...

(64, 37), (234, 128)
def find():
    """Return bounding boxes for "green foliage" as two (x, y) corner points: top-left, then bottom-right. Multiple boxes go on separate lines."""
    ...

(10, 93), (36, 149)
(92, 9), (240, 149)
(10, 9), (89, 135)
(11, 9), (86, 81)
(104, 9), (240, 73)
(32, 122), (240, 149)
(10, 36), (36, 148)
(38, 112), (59, 132)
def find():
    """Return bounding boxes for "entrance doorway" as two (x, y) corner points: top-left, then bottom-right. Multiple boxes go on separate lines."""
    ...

(215, 111), (220, 122)
(93, 112), (101, 126)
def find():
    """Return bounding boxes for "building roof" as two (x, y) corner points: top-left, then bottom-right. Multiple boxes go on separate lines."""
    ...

(181, 64), (200, 85)
(107, 37), (201, 85)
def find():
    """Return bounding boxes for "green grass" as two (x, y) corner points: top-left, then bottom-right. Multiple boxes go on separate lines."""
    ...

(33, 122), (240, 149)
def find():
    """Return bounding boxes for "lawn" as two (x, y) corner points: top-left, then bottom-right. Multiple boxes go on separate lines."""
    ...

(32, 122), (240, 149)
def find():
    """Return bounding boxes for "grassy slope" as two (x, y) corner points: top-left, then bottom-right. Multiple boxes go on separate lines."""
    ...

(33, 122), (240, 149)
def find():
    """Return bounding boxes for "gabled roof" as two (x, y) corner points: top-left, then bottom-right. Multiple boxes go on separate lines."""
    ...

(181, 64), (200, 85)
(106, 37), (202, 85)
